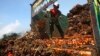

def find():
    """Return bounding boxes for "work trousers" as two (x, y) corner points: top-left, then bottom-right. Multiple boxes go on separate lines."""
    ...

(49, 19), (64, 38)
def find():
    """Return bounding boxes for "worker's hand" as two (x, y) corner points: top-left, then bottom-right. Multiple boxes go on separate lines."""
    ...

(58, 16), (62, 19)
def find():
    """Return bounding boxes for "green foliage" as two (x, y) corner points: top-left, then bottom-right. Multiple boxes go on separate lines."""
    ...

(1, 33), (20, 40)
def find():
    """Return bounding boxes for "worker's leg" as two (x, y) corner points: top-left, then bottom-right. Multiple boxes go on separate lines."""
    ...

(49, 22), (54, 38)
(55, 22), (64, 38)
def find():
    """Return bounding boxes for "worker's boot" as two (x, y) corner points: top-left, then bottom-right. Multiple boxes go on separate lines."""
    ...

(61, 33), (64, 38)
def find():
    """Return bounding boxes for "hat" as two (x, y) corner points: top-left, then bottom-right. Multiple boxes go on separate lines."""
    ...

(53, 2), (59, 6)
(53, 2), (59, 8)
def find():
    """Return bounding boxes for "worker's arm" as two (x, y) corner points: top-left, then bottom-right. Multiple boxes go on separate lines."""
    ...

(56, 10), (62, 19)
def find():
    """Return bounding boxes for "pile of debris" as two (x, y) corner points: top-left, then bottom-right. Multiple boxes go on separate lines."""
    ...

(66, 4), (92, 36)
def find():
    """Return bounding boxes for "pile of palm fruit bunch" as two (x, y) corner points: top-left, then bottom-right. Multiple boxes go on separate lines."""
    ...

(0, 4), (97, 56)
(66, 4), (92, 36)
(0, 35), (95, 56)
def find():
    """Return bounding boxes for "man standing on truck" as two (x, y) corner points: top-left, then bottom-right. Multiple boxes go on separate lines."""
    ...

(48, 2), (64, 38)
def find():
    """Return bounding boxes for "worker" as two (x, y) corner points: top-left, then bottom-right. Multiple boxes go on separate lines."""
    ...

(49, 2), (64, 38)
